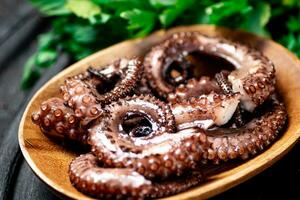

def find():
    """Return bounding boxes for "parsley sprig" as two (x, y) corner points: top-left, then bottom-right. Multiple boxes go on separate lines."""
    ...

(22, 0), (300, 89)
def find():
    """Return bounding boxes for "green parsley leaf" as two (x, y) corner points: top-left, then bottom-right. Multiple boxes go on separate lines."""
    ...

(149, 0), (177, 9)
(21, 55), (41, 89)
(24, 0), (300, 89)
(282, 0), (300, 7)
(35, 50), (58, 68)
(287, 14), (300, 32)
(93, 0), (150, 12)
(205, 0), (251, 24)
(30, 0), (70, 16)
(242, 2), (271, 36)
(120, 9), (156, 37)
(159, 0), (194, 27)
(66, 0), (101, 19)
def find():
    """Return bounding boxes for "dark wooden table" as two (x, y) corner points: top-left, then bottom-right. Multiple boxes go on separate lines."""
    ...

(1, 1), (300, 199)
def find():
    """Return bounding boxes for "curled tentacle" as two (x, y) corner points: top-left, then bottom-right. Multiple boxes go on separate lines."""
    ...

(168, 76), (221, 103)
(88, 95), (208, 180)
(69, 153), (203, 199)
(201, 96), (287, 164)
(149, 169), (203, 198)
(69, 153), (151, 199)
(31, 98), (86, 142)
(170, 92), (240, 130)
(228, 52), (275, 112)
(91, 58), (143, 104)
(60, 74), (103, 126)
(60, 58), (142, 125)
(144, 32), (275, 111)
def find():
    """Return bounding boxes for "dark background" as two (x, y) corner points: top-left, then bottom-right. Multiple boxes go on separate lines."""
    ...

(0, 0), (300, 199)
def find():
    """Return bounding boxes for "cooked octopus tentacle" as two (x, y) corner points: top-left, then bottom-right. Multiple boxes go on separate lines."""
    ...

(144, 32), (275, 111)
(88, 95), (208, 180)
(69, 153), (151, 199)
(167, 76), (221, 103)
(31, 98), (86, 142)
(60, 58), (142, 125)
(69, 153), (203, 199)
(60, 74), (103, 126)
(170, 92), (240, 130)
(201, 95), (287, 164)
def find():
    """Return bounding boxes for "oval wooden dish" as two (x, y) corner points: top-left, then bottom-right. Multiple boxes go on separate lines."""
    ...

(19, 25), (300, 200)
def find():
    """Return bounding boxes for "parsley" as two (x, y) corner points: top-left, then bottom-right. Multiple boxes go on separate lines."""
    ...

(22, 0), (300, 89)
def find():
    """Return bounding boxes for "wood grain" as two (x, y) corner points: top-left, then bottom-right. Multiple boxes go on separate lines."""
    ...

(18, 25), (300, 200)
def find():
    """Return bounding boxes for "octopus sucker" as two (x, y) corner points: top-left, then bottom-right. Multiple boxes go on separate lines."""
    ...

(69, 153), (151, 199)
(92, 58), (143, 104)
(69, 153), (203, 199)
(88, 95), (208, 180)
(202, 96), (287, 163)
(144, 32), (275, 111)
(31, 97), (86, 142)
(60, 73), (104, 126)
(167, 76), (222, 103)
(60, 58), (142, 125)
(149, 169), (203, 198)
(170, 92), (241, 130)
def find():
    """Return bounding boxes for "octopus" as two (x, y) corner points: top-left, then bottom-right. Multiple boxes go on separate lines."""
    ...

(70, 95), (208, 198)
(31, 31), (288, 199)
(88, 95), (207, 180)
(68, 94), (286, 198)
(60, 58), (142, 125)
(144, 32), (275, 112)
(32, 58), (142, 142)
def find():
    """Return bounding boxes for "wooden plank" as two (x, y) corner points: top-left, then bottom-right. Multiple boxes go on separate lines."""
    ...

(0, 1), (69, 199)
(0, 39), (34, 141)
(11, 161), (58, 200)
(0, 0), (43, 71)
(0, 53), (69, 200)
(0, 0), (35, 42)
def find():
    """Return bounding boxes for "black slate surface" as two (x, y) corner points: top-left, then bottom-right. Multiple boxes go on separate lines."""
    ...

(0, 1), (300, 200)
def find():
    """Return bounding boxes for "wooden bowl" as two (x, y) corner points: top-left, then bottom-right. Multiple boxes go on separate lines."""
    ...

(19, 25), (300, 200)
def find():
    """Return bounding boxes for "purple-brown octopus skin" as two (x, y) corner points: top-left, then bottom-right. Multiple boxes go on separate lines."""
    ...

(69, 153), (151, 200)
(69, 153), (203, 199)
(60, 58), (142, 126)
(170, 92), (241, 130)
(167, 76), (221, 102)
(88, 95), (208, 180)
(69, 94), (287, 199)
(31, 97), (86, 142)
(144, 32), (275, 111)
(60, 73), (103, 126)
(202, 95), (287, 164)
